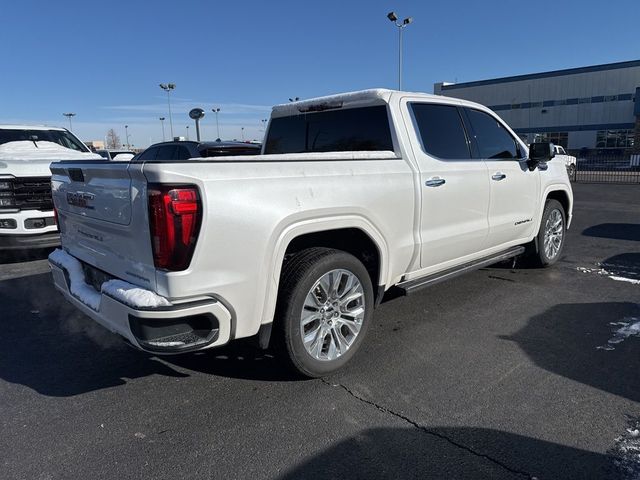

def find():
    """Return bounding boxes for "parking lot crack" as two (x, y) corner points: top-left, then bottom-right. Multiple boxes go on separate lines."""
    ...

(321, 379), (535, 479)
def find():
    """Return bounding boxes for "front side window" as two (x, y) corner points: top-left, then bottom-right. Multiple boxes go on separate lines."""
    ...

(465, 109), (520, 159)
(410, 103), (471, 159)
(264, 105), (393, 154)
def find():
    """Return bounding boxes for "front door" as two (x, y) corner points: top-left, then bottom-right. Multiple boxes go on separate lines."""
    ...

(462, 108), (539, 247)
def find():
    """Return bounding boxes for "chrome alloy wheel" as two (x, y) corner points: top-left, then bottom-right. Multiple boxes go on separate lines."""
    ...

(543, 209), (564, 260)
(300, 269), (365, 361)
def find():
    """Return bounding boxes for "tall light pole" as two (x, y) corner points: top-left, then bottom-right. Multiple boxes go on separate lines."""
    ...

(159, 83), (176, 138)
(186, 125), (190, 140)
(212, 107), (221, 140)
(125, 125), (131, 149)
(260, 118), (268, 131)
(241, 127), (245, 141)
(63, 112), (76, 131)
(159, 117), (166, 141)
(387, 12), (413, 91)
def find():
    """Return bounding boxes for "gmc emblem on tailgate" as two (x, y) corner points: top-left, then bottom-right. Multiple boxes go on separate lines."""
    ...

(66, 192), (95, 210)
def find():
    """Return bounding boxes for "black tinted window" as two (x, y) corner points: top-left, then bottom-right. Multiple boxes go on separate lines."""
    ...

(175, 146), (192, 160)
(465, 109), (520, 159)
(264, 105), (393, 154)
(411, 104), (471, 159)
(156, 145), (177, 160)
(138, 147), (158, 160)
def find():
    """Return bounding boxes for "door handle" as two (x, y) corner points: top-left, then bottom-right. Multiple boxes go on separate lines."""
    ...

(425, 177), (446, 187)
(491, 172), (507, 181)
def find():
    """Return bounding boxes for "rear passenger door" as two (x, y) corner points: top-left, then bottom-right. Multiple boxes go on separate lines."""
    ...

(405, 101), (491, 269)
(462, 108), (539, 247)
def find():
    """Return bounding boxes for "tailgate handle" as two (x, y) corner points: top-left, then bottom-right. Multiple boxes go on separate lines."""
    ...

(68, 168), (85, 183)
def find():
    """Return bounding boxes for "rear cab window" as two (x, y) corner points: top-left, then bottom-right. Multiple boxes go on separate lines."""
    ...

(264, 105), (393, 154)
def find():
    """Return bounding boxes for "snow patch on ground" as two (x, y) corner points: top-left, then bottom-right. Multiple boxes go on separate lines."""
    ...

(49, 249), (172, 310)
(611, 416), (640, 479)
(102, 279), (172, 308)
(577, 264), (640, 285)
(597, 317), (640, 350)
(0, 141), (102, 160)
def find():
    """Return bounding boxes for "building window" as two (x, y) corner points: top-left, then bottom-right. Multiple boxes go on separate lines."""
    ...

(596, 129), (634, 149)
(533, 132), (569, 148)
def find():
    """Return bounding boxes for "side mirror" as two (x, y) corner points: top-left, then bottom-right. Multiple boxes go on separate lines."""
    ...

(527, 142), (555, 171)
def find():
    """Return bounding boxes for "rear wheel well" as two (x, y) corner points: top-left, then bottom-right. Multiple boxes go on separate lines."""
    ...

(546, 190), (570, 217)
(283, 228), (382, 301)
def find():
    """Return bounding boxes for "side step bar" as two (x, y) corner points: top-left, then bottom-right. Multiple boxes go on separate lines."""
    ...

(396, 246), (526, 296)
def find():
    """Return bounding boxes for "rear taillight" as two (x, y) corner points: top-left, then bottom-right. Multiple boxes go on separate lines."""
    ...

(148, 185), (202, 271)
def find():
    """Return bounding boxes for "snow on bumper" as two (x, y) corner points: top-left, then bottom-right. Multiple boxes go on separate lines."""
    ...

(48, 249), (232, 353)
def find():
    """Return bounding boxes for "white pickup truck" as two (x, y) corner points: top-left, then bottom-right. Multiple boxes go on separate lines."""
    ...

(553, 145), (577, 178)
(0, 125), (100, 250)
(49, 89), (572, 377)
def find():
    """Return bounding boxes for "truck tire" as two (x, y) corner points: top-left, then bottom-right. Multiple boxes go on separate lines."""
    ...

(274, 247), (374, 377)
(530, 199), (566, 267)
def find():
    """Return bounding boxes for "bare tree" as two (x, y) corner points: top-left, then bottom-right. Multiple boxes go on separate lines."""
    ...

(106, 129), (121, 149)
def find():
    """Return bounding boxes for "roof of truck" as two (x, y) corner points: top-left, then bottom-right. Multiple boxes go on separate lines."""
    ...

(0, 124), (66, 131)
(271, 88), (490, 117)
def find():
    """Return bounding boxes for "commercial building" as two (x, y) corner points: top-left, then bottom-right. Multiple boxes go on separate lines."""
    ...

(434, 60), (640, 153)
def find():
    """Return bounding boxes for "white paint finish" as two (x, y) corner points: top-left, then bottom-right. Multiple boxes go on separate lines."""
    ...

(49, 89), (574, 345)
(484, 159), (539, 246)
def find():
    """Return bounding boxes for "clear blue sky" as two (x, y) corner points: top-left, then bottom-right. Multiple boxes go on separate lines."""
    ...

(1, 0), (638, 147)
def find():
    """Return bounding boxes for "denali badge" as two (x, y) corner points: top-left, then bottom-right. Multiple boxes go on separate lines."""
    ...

(514, 218), (532, 226)
(66, 192), (95, 210)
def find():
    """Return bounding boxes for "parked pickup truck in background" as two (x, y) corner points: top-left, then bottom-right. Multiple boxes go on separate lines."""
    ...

(48, 89), (573, 377)
(0, 125), (100, 250)
(553, 145), (576, 178)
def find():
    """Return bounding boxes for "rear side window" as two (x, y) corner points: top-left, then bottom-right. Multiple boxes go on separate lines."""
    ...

(465, 109), (520, 159)
(411, 103), (471, 159)
(156, 145), (177, 160)
(264, 105), (393, 154)
(175, 146), (193, 160)
(138, 147), (158, 161)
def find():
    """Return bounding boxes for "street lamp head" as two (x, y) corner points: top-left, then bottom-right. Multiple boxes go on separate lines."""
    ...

(159, 117), (165, 121)
(159, 83), (167, 89)
(63, 112), (76, 117)
(403, 17), (413, 25)
(212, 108), (220, 113)
(167, 83), (176, 90)
(387, 11), (398, 22)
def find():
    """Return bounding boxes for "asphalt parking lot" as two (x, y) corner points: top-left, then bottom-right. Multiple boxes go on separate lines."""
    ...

(1, 183), (639, 479)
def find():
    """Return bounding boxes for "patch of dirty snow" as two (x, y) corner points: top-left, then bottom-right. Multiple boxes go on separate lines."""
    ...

(48, 249), (101, 310)
(102, 279), (172, 308)
(577, 263), (640, 285)
(597, 317), (640, 350)
(611, 416), (640, 479)
(49, 249), (172, 310)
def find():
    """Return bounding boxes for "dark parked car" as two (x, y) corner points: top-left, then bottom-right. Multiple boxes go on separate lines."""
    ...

(135, 140), (261, 161)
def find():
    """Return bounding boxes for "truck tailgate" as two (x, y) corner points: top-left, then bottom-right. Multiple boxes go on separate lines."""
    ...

(50, 162), (158, 291)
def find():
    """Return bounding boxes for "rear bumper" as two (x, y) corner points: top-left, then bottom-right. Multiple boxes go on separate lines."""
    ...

(49, 258), (232, 354)
(0, 232), (60, 250)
